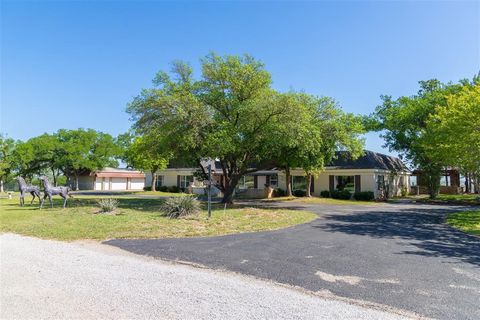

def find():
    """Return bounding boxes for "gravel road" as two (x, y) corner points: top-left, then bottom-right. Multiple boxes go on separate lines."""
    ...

(0, 234), (414, 320)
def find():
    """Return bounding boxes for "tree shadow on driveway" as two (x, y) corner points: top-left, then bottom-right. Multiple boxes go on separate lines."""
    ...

(316, 206), (480, 266)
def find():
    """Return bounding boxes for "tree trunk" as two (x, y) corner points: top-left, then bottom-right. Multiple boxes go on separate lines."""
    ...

(285, 166), (292, 197)
(0, 179), (4, 193)
(51, 168), (57, 187)
(305, 173), (312, 197)
(151, 171), (157, 192)
(221, 175), (240, 204)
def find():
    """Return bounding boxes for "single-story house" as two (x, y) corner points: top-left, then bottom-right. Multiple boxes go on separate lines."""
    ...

(74, 167), (145, 191)
(145, 151), (410, 199)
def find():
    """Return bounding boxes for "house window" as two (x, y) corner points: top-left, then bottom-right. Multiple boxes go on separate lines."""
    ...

(377, 175), (385, 190)
(179, 175), (194, 189)
(155, 175), (164, 189)
(291, 176), (307, 190)
(410, 176), (417, 187)
(336, 176), (355, 192)
(239, 175), (255, 189)
(269, 174), (278, 187)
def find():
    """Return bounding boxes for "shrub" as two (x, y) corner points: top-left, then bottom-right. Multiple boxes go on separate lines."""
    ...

(320, 190), (330, 198)
(158, 186), (168, 192)
(331, 189), (352, 200)
(275, 188), (286, 197)
(167, 186), (180, 193)
(401, 186), (409, 197)
(293, 189), (307, 197)
(97, 198), (119, 213)
(353, 191), (375, 201)
(160, 196), (200, 219)
(143, 186), (152, 191)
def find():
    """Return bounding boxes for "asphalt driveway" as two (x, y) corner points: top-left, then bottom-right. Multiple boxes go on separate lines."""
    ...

(106, 201), (480, 320)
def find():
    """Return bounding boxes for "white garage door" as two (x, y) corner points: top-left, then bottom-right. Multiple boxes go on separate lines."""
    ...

(95, 180), (103, 190)
(111, 178), (128, 190)
(130, 178), (144, 190)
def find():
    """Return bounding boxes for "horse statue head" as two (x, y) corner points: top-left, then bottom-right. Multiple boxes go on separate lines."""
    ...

(15, 176), (26, 186)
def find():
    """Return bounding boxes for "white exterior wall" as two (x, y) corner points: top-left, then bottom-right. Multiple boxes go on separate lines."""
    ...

(146, 167), (410, 199)
(146, 169), (201, 188)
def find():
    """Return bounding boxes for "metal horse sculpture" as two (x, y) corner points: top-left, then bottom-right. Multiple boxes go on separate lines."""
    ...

(39, 176), (70, 208)
(15, 176), (41, 207)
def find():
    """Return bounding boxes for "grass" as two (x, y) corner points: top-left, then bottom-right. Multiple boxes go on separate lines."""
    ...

(263, 196), (379, 205)
(446, 210), (480, 235)
(408, 193), (480, 205)
(69, 190), (186, 197)
(0, 197), (317, 241)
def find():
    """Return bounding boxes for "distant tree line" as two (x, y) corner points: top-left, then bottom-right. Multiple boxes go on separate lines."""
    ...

(0, 129), (119, 191)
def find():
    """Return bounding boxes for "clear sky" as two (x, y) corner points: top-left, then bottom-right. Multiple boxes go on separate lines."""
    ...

(1, 0), (479, 156)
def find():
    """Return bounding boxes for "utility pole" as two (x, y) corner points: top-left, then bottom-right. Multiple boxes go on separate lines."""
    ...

(207, 164), (212, 219)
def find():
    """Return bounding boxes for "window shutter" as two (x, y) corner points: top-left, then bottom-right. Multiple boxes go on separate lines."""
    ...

(254, 176), (258, 189)
(310, 176), (315, 193)
(355, 175), (361, 192)
(329, 175), (334, 192)
(266, 175), (270, 186)
(177, 175), (180, 188)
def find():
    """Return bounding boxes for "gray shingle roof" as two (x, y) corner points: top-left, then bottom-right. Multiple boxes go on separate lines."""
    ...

(328, 150), (408, 171)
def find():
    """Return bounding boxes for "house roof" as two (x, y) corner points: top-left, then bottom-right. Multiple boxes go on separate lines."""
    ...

(327, 151), (409, 171)
(93, 167), (145, 178)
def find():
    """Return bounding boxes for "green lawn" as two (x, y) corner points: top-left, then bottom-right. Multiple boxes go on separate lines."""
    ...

(0, 197), (316, 241)
(263, 196), (379, 205)
(446, 210), (480, 235)
(409, 194), (480, 205)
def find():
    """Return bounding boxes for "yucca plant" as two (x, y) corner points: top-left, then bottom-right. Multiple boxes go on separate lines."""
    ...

(97, 198), (119, 213)
(160, 196), (200, 219)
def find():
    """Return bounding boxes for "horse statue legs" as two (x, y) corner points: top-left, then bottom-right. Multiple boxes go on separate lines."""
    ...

(39, 176), (69, 209)
(16, 176), (41, 207)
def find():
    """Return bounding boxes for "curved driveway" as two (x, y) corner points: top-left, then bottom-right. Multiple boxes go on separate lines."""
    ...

(106, 201), (480, 320)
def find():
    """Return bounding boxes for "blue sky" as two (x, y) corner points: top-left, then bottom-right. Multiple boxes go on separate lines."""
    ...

(1, 1), (479, 156)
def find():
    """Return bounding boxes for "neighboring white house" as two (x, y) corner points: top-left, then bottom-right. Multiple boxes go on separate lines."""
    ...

(75, 167), (145, 191)
(145, 151), (411, 199)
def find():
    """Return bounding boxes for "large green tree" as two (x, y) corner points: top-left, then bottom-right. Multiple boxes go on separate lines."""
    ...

(424, 83), (480, 193)
(55, 129), (119, 190)
(128, 54), (296, 203)
(267, 93), (364, 197)
(371, 79), (465, 199)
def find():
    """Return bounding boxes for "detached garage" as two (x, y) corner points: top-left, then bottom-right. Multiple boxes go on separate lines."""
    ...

(75, 168), (145, 191)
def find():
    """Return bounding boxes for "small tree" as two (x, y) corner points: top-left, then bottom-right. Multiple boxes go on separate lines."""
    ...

(117, 133), (170, 191)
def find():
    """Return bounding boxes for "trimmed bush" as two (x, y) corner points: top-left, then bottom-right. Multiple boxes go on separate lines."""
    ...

(97, 198), (119, 213)
(143, 186), (152, 191)
(158, 186), (168, 192)
(353, 191), (375, 201)
(167, 186), (180, 193)
(320, 190), (330, 198)
(275, 188), (286, 197)
(160, 196), (200, 219)
(331, 189), (352, 200)
(293, 189), (307, 197)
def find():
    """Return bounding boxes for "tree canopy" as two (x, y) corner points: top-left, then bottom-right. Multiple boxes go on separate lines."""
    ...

(370, 76), (479, 198)
(7, 129), (119, 189)
(127, 53), (365, 202)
